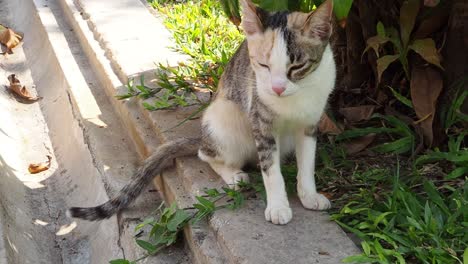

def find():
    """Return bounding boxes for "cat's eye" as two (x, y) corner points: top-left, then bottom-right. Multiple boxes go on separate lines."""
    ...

(258, 62), (270, 70)
(287, 61), (312, 79)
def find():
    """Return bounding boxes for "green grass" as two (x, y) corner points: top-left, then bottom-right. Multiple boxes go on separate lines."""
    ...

(116, 0), (243, 111)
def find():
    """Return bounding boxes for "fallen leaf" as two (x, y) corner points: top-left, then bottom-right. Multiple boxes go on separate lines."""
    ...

(0, 24), (23, 53)
(318, 113), (342, 135)
(342, 134), (376, 154)
(410, 66), (443, 146)
(339, 105), (376, 123)
(28, 155), (52, 174)
(7, 74), (41, 101)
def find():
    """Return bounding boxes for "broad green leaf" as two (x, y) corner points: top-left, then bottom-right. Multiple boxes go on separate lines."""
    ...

(167, 209), (190, 231)
(445, 167), (468, 180)
(409, 38), (443, 69)
(387, 27), (403, 52)
(336, 127), (396, 141)
(333, 0), (354, 21)
(463, 246), (468, 264)
(204, 188), (221, 198)
(136, 240), (157, 253)
(423, 181), (450, 215)
(361, 241), (371, 256)
(363, 35), (390, 58)
(388, 86), (414, 108)
(400, 0), (420, 48)
(134, 217), (155, 232)
(377, 55), (400, 82)
(109, 260), (131, 264)
(372, 136), (413, 154)
(195, 196), (215, 211)
(406, 216), (424, 231)
(342, 255), (377, 263)
(373, 212), (393, 228)
(257, 0), (288, 11)
(377, 21), (386, 37)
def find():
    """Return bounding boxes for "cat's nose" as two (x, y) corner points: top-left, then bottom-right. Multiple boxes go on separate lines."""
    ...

(272, 86), (285, 96)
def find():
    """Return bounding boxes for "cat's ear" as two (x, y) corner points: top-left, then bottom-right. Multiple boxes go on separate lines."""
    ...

(302, 0), (333, 40)
(240, 0), (263, 36)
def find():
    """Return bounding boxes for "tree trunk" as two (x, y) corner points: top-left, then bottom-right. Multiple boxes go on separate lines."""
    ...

(441, 0), (468, 113)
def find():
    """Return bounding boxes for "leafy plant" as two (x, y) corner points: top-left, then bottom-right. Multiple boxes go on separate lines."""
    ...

(363, 0), (443, 82)
(333, 168), (468, 264)
(415, 132), (468, 179)
(336, 114), (416, 155)
(220, 0), (354, 24)
(109, 183), (256, 263)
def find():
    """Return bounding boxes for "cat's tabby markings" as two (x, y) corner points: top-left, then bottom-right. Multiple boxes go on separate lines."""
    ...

(69, 0), (335, 225)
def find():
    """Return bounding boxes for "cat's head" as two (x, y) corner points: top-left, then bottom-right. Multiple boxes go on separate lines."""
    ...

(240, 0), (333, 97)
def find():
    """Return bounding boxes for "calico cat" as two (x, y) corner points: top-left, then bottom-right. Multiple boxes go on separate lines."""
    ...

(69, 0), (335, 225)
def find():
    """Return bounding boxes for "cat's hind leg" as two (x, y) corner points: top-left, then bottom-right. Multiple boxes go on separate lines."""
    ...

(198, 99), (256, 188)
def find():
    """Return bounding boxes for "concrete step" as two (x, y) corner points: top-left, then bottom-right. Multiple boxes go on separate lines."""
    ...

(48, 0), (362, 263)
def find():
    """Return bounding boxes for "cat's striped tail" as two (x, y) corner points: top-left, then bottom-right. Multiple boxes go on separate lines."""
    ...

(67, 138), (200, 221)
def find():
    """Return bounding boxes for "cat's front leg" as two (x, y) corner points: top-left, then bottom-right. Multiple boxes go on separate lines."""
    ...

(253, 125), (292, 225)
(295, 126), (331, 210)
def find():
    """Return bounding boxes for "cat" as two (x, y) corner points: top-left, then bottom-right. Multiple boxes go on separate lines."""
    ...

(68, 0), (335, 225)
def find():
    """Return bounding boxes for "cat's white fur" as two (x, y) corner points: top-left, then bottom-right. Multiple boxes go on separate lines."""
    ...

(199, 31), (335, 224)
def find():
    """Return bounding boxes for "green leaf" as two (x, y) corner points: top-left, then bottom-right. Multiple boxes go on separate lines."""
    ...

(423, 181), (450, 215)
(463, 246), (468, 264)
(167, 209), (190, 231)
(445, 167), (468, 180)
(400, 0), (420, 48)
(257, 0), (288, 11)
(342, 254), (377, 263)
(204, 188), (221, 198)
(336, 127), (396, 141)
(377, 21), (386, 37)
(372, 136), (413, 154)
(134, 217), (155, 232)
(136, 240), (157, 253)
(109, 259), (131, 264)
(361, 241), (371, 256)
(388, 86), (414, 108)
(333, 0), (354, 21)
(377, 55), (400, 82)
(363, 35), (390, 58)
(406, 216), (424, 231)
(409, 38), (443, 69)
(195, 196), (215, 211)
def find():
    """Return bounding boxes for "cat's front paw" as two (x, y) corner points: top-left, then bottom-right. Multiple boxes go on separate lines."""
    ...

(265, 205), (292, 225)
(299, 192), (331, 210)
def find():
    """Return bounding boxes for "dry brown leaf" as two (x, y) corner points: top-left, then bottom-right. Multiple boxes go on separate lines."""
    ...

(0, 25), (23, 53)
(410, 66), (443, 146)
(7, 74), (41, 101)
(343, 134), (376, 155)
(318, 113), (343, 135)
(339, 105), (376, 123)
(28, 155), (52, 174)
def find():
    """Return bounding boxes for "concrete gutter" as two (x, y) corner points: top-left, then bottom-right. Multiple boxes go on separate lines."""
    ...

(0, 0), (189, 263)
(1, 0), (361, 262)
